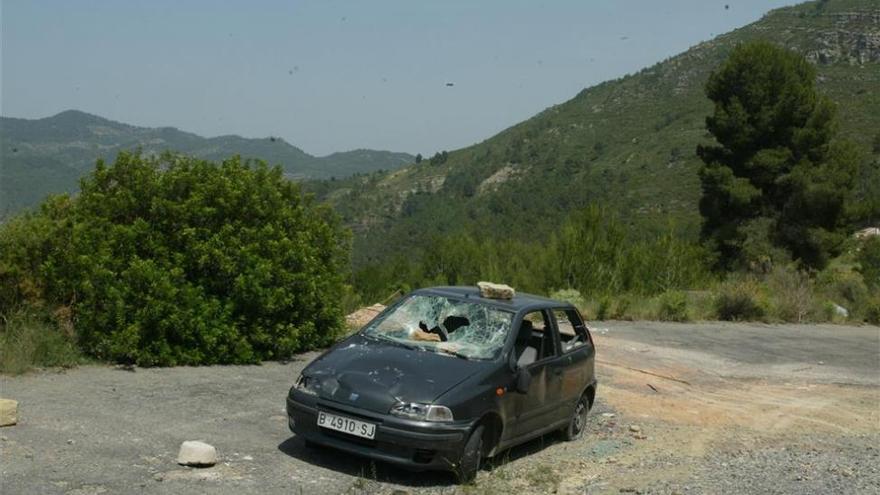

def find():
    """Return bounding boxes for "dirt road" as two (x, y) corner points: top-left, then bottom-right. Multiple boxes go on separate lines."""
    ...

(1, 322), (878, 494)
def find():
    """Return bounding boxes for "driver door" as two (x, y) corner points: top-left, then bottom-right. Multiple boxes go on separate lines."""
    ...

(509, 310), (564, 439)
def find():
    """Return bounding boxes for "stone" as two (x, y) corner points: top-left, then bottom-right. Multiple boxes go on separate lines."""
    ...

(177, 441), (217, 467)
(411, 329), (440, 342)
(477, 281), (515, 300)
(0, 399), (18, 427)
(345, 304), (386, 330)
(854, 227), (880, 240)
(628, 424), (641, 433)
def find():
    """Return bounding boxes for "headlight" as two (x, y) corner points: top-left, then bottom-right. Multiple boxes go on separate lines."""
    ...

(294, 374), (319, 396)
(390, 402), (454, 422)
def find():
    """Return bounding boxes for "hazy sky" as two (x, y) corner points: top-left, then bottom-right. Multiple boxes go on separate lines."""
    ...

(2, 0), (796, 156)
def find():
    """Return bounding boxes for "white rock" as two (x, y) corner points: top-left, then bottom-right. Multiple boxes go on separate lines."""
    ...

(177, 441), (217, 467)
(477, 281), (515, 300)
(629, 424), (642, 433)
(0, 399), (18, 427)
(854, 227), (880, 240)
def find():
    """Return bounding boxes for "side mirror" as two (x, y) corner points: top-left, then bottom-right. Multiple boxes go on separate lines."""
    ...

(507, 349), (518, 372)
(514, 367), (532, 394)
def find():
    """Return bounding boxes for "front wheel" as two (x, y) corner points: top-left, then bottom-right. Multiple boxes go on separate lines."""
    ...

(456, 425), (484, 483)
(563, 394), (590, 441)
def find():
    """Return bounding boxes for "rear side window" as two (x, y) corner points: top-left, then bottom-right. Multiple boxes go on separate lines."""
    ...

(554, 309), (590, 353)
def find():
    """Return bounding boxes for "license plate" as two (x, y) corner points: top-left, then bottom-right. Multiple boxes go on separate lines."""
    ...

(317, 411), (377, 440)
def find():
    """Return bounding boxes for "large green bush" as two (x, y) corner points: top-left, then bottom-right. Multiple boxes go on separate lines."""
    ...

(0, 152), (351, 366)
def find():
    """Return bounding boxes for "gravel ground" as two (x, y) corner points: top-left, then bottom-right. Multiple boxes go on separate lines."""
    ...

(1, 321), (878, 494)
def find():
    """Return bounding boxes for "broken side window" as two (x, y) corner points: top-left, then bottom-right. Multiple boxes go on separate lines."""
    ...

(554, 308), (589, 353)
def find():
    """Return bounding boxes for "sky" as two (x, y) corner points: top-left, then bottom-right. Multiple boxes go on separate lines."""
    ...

(1, 0), (797, 156)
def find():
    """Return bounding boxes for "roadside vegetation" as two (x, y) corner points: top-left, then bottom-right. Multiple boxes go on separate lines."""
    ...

(1, 152), (351, 372)
(347, 42), (879, 326)
(1, 40), (878, 374)
(0, 309), (85, 374)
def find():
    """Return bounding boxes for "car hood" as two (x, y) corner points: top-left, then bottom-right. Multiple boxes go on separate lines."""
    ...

(304, 334), (490, 414)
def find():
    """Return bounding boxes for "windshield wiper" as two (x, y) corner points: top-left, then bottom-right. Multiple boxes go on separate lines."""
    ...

(435, 347), (470, 360)
(366, 332), (423, 351)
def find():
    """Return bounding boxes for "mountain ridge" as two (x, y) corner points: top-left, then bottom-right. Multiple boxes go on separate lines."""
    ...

(0, 109), (414, 215)
(305, 0), (880, 266)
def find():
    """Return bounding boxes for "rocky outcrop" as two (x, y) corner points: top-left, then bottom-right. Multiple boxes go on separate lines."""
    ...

(807, 11), (880, 65)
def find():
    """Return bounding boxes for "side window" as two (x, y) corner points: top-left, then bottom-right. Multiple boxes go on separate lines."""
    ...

(515, 310), (557, 367)
(554, 308), (590, 353)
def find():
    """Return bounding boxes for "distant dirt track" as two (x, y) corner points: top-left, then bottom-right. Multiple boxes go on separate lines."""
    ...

(1, 321), (878, 494)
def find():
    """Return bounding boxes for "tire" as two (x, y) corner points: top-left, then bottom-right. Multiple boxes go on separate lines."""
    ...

(456, 425), (485, 484)
(563, 393), (590, 441)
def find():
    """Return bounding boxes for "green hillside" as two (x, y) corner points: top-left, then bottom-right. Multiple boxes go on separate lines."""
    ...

(0, 110), (413, 216)
(306, 0), (880, 267)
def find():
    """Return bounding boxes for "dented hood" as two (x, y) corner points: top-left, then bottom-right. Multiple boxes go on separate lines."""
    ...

(304, 334), (489, 413)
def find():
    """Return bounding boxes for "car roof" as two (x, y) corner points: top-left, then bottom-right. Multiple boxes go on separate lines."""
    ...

(410, 286), (574, 313)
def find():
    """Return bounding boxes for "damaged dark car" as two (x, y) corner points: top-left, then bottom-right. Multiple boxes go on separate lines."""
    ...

(286, 285), (597, 481)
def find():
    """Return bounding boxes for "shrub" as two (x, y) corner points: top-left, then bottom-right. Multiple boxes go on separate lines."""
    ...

(657, 291), (689, 322)
(816, 266), (868, 307)
(610, 295), (633, 320)
(857, 237), (880, 290)
(0, 152), (351, 366)
(0, 195), (74, 311)
(552, 206), (712, 297)
(714, 277), (767, 321)
(0, 309), (84, 374)
(767, 267), (814, 322)
(550, 289), (586, 310)
(864, 295), (880, 325)
(596, 297), (612, 321)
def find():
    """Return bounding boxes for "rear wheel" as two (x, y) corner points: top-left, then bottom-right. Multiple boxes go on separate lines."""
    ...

(563, 393), (590, 441)
(456, 425), (484, 483)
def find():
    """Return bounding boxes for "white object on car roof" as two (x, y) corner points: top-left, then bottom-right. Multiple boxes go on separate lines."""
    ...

(477, 281), (515, 300)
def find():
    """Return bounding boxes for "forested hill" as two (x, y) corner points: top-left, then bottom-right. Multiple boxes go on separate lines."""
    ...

(0, 110), (414, 215)
(306, 0), (880, 267)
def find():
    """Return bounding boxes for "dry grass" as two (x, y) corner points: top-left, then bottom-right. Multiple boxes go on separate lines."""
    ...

(0, 309), (84, 374)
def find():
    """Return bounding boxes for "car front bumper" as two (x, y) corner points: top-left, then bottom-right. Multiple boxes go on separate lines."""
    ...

(286, 391), (474, 471)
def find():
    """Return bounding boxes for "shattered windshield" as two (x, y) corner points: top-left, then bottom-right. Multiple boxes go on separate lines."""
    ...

(362, 295), (513, 360)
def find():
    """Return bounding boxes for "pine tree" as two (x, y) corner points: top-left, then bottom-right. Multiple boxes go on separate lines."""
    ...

(697, 41), (856, 270)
